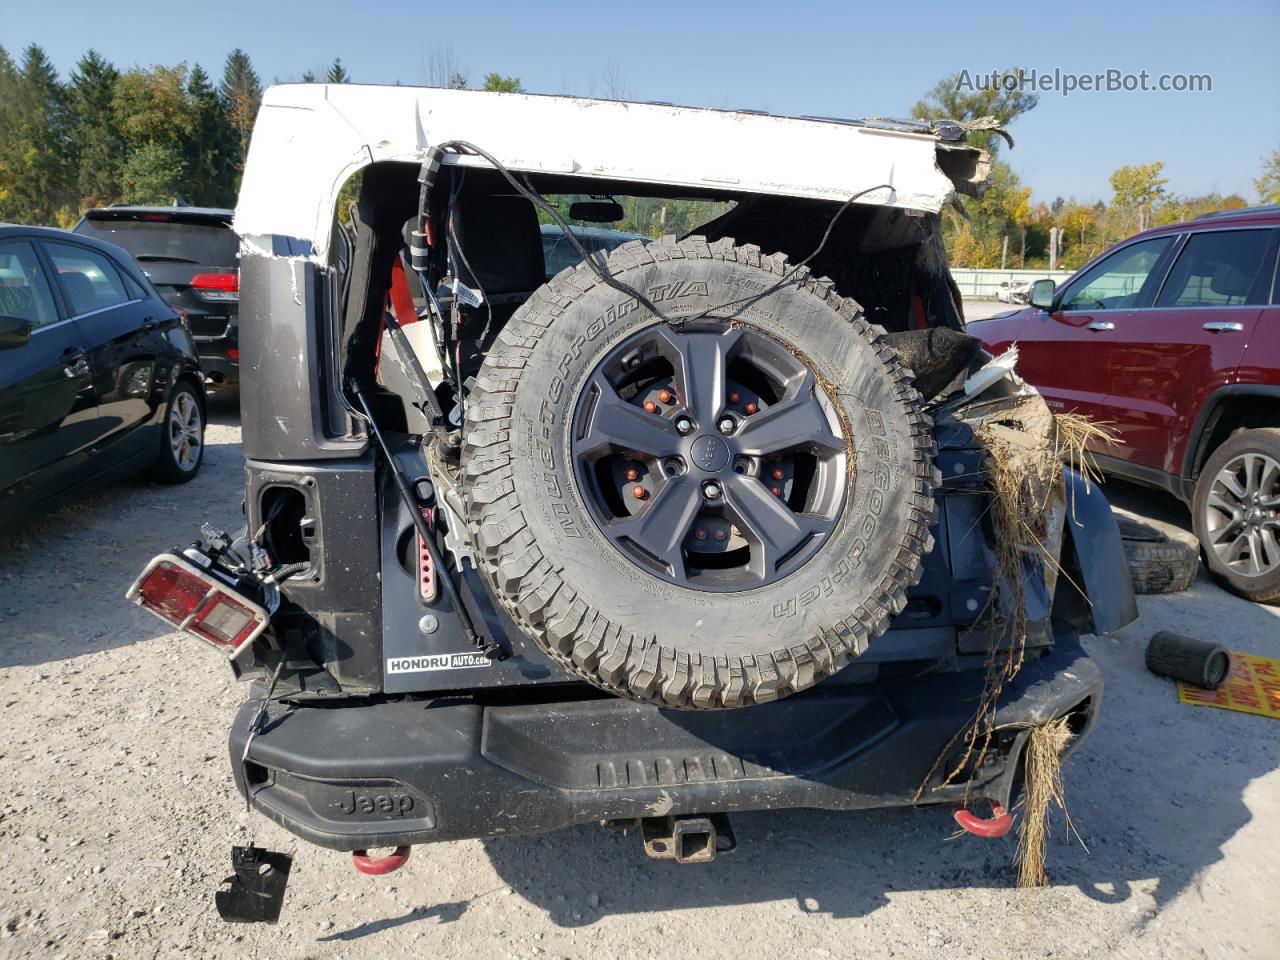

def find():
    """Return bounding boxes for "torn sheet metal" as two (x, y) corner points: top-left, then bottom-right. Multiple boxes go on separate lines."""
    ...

(235, 85), (981, 263)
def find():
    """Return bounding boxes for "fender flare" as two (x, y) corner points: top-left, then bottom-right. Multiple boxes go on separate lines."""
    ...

(1055, 468), (1138, 635)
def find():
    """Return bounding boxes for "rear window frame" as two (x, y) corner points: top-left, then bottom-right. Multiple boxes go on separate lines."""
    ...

(1152, 225), (1279, 309)
(74, 214), (238, 268)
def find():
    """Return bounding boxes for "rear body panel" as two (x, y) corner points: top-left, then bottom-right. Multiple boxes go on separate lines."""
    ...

(232, 636), (1102, 851)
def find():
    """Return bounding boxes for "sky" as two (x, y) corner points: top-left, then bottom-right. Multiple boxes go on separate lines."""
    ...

(6, 0), (1279, 205)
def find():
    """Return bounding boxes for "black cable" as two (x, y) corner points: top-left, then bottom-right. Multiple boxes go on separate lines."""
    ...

(681, 183), (895, 325)
(435, 140), (677, 322)
(348, 378), (504, 659)
(433, 139), (893, 329)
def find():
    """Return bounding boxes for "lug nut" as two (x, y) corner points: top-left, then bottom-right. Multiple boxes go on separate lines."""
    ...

(703, 481), (722, 500)
(658, 389), (674, 404)
(771, 467), (785, 480)
(718, 416), (736, 435)
(624, 465), (640, 481)
(631, 485), (647, 500)
(744, 402), (759, 415)
(643, 400), (658, 414)
(769, 485), (782, 497)
(675, 417), (693, 434)
(694, 528), (707, 540)
(714, 529), (728, 541)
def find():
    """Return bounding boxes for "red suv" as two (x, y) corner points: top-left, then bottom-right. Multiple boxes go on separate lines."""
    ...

(969, 206), (1280, 603)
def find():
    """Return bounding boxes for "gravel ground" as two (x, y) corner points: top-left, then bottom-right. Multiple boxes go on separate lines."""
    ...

(1, 394), (1277, 960)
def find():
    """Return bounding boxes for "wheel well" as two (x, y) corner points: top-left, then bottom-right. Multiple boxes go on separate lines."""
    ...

(1192, 394), (1280, 479)
(176, 369), (208, 415)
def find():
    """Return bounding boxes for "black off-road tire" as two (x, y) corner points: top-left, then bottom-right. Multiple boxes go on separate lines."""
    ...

(1115, 515), (1200, 594)
(460, 236), (937, 709)
(1193, 428), (1280, 605)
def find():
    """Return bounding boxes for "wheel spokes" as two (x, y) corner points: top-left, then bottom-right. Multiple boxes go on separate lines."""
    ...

(725, 474), (824, 575)
(654, 325), (741, 424)
(578, 373), (683, 460)
(610, 475), (702, 577)
(734, 372), (842, 457)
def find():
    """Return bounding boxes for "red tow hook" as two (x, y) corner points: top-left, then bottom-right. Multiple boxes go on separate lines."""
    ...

(953, 801), (1014, 838)
(352, 846), (412, 875)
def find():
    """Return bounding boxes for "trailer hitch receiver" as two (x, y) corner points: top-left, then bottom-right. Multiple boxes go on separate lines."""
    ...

(641, 813), (737, 863)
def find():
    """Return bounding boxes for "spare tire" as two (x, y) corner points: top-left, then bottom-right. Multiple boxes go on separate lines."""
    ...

(462, 236), (937, 708)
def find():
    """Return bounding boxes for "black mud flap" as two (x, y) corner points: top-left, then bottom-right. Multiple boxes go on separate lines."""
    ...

(215, 844), (292, 924)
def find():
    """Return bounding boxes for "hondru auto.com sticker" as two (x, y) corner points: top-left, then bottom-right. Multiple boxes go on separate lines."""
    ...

(386, 653), (491, 674)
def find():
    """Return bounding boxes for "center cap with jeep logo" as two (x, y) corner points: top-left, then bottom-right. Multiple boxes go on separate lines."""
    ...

(690, 434), (730, 473)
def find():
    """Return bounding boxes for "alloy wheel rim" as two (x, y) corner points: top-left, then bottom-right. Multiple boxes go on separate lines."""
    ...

(169, 392), (203, 472)
(570, 321), (849, 592)
(1204, 451), (1280, 578)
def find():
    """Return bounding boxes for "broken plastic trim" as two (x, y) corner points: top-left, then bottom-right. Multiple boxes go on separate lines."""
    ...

(215, 844), (292, 924)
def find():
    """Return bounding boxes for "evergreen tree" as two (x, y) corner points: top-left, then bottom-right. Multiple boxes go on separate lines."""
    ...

(0, 44), (76, 224)
(68, 49), (123, 204)
(325, 58), (350, 84)
(184, 64), (237, 206)
(220, 48), (261, 164)
(120, 140), (186, 205)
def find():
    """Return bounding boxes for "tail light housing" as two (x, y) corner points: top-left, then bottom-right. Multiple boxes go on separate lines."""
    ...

(191, 272), (239, 303)
(126, 553), (267, 659)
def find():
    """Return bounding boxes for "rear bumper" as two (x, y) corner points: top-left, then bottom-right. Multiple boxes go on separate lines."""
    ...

(231, 636), (1102, 852)
(194, 335), (239, 385)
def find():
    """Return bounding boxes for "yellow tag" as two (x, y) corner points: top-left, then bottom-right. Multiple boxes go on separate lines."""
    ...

(1176, 653), (1280, 719)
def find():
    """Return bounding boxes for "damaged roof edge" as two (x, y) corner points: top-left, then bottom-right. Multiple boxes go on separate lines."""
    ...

(234, 84), (992, 263)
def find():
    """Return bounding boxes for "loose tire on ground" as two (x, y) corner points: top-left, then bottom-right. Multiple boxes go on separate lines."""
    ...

(1192, 428), (1280, 605)
(1115, 515), (1199, 594)
(461, 236), (938, 709)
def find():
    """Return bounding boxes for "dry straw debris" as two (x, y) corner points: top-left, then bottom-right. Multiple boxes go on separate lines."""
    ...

(921, 385), (1115, 887)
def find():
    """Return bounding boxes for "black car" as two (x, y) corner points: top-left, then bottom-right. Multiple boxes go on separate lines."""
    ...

(0, 225), (206, 530)
(74, 206), (240, 387)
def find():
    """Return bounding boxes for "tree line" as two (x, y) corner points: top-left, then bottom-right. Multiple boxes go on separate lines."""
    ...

(0, 42), (532, 226)
(0, 45), (267, 223)
(2, 45), (1276, 270)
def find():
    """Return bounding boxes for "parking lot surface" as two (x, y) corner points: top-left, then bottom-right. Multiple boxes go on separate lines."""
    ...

(0, 395), (1276, 959)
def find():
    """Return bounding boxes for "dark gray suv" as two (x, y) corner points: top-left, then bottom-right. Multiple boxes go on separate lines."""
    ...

(75, 206), (240, 387)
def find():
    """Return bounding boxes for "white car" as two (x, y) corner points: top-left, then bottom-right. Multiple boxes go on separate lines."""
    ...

(996, 279), (1035, 304)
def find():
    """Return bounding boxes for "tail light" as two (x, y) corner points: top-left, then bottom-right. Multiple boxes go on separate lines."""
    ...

(191, 272), (239, 303)
(126, 553), (267, 659)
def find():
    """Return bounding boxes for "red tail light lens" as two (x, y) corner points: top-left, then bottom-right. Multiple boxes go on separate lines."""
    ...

(190, 272), (239, 303)
(126, 554), (267, 659)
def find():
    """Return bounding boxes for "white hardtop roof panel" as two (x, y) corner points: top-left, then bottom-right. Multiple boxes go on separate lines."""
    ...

(235, 84), (961, 262)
